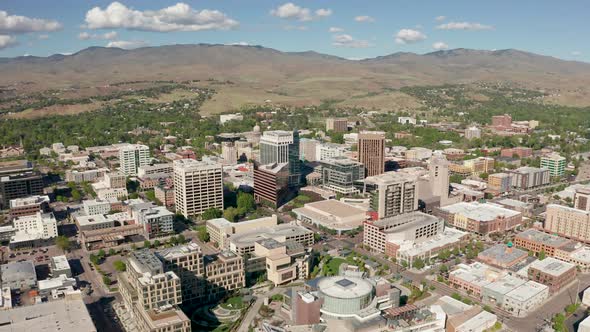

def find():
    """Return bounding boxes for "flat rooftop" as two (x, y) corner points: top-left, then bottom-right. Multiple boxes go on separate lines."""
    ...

(515, 229), (571, 248)
(496, 198), (531, 209)
(156, 242), (202, 260)
(317, 276), (373, 299)
(529, 257), (575, 277)
(299, 199), (366, 219)
(478, 244), (528, 265)
(484, 275), (526, 296)
(505, 281), (548, 302)
(0, 295), (95, 332)
(229, 224), (312, 248)
(450, 262), (504, 288)
(0, 261), (36, 283)
(440, 202), (520, 222)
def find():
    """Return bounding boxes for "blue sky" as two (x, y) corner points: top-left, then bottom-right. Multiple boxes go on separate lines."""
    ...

(0, 0), (588, 61)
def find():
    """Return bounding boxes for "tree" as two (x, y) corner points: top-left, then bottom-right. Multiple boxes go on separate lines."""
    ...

(108, 248), (116, 256)
(412, 258), (425, 270)
(55, 236), (71, 252)
(97, 249), (106, 259)
(89, 254), (100, 265)
(144, 240), (151, 249)
(177, 234), (186, 244)
(113, 260), (127, 272)
(223, 207), (240, 222)
(71, 189), (82, 201)
(439, 264), (448, 273)
(479, 172), (489, 180)
(237, 192), (256, 214)
(102, 275), (112, 286)
(201, 207), (222, 220)
(539, 250), (546, 260)
(197, 227), (210, 242)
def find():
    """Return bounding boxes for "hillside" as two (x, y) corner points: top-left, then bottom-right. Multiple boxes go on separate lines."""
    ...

(2, 44), (590, 115)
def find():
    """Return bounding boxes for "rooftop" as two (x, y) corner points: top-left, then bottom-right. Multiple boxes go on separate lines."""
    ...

(505, 281), (548, 302)
(317, 276), (374, 299)
(156, 242), (202, 260)
(229, 224), (312, 248)
(450, 262), (504, 288)
(0, 261), (36, 283)
(529, 257), (575, 277)
(484, 275), (526, 296)
(478, 244), (528, 265)
(51, 255), (70, 271)
(9, 195), (50, 208)
(439, 202), (521, 222)
(515, 229), (572, 248)
(129, 250), (164, 275)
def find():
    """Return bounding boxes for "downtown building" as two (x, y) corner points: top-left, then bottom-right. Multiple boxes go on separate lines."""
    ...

(119, 144), (151, 176)
(434, 201), (523, 235)
(258, 130), (301, 186)
(358, 131), (385, 177)
(320, 157), (365, 195)
(0, 172), (44, 209)
(541, 153), (567, 177)
(253, 162), (294, 208)
(508, 166), (550, 190)
(326, 118), (348, 132)
(362, 171), (418, 219)
(118, 250), (190, 332)
(544, 204), (590, 243)
(173, 159), (223, 218)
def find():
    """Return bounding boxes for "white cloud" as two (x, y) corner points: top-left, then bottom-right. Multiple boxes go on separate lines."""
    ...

(329, 27), (343, 33)
(283, 25), (308, 31)
(0, 11), (61, 34)
(436, 21), (493, 30)
(572, 51), (582, 56)
(432, 41), (449, 50)
(332, 34), (373, 48)
(79, 31), (119, 40)
(0, 35), (17, 49)
(231, 41), (250, 46)
(395, 29), (427, 44)
(270, 3), (331, 21)
(85, 2), (238, 32)
(37, 34), (50, 40)
(106, 40), (149, 49)
(354, 15), (375, 23)
(435, 16), (446, 22)
(315, 9), (332, 18)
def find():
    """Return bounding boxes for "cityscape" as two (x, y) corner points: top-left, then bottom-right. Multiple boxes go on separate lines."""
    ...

(1, 1), (590, 332)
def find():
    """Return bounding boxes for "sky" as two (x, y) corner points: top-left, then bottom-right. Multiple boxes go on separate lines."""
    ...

(0, 0), (588, 62)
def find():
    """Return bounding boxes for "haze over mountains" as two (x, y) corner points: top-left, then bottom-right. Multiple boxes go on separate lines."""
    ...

(2, 44), (590, 110)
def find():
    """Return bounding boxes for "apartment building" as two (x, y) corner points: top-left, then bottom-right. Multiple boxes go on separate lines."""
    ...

(462, 157), (495, 176)
(541, 153), (567, 177)
(434, 202), (523, 235)
(508, 167), (550, 190)
(326, 118), (348, 132)
(173, 159), (223, 218)
(119, 144), (151, 176)
(156, 242), (205, 304)
(320, 157), (364, 195)
(118, 250), (190, 332)
(203, 251), (246, 301)
(154, 184), (175, 207)
(363, 212), (443, 253)
(487, 173), (512, 195)
(544, 204), (590, 242)
(134, 206), (174, 239)
(363, 171), (418, 219)
(358, 131), (385, 177)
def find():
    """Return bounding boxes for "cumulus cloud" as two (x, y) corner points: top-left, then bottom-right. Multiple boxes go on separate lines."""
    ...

(0, 35), (17, 49)
(432, 41), (449, 50)
(0, 11), (61, 34)
(436, 21), (493, 30)
(332, 34), (373, 48)
(85, 2), (238, 32)
(354, 15), (375, 23)
(106, 40), (149, 49)
(395, 29), (427, 44)
(79, 31), (118, 40)
(435, 16), (446, 22)
(270, 3), (331, 21)
(329, 27), (343, 33)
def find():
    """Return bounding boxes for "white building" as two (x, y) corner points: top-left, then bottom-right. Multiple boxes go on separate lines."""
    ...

(137, 163), (173, 178)
(13, 212), (58, 240)
(398, 117), (417, 125)
(464, 126), (482, 140)
(96, 187), (128, 200)
(259, 130), (294, 165)
(135, 206), (174, 239)
(83, 199), (112, 216)
(502, 281), (549, 317)
(173, 159), (224, 217)
(220, 113), (243, 124)
(118, 144), (150, 176)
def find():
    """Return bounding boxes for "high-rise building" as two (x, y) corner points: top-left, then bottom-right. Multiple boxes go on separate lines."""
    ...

(326, 118), (348, 132)
(259, 130), (301, 186)
(253, 162), (294, 208)
(541, 153), (567, 177)
(320, 157), (365, 195)
(358, 131), (385, 177)
(464, 126), (482, 140)
(221, 142), (238, 165)
(316, 143), (349, 162)
(119, 144), (150, 176)
(429, 153), (450, 202)
(508, 167), (550, 189)
(575, 188), (590, 212)
(118, 250), (190, 332)
(299, 138), (318, 162)
(544, 204), (590, 242)
(173, 159), (223, 218)
(487, 173), (512, 194)
(0, 172), (44, 209)
(134, 205), (175, 239)
(363, 171), (417, 219)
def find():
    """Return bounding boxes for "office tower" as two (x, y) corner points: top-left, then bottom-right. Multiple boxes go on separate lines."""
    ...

(299, 138), (318, 162)
(119, 144), (150, 176)
(221, 142), (238, 165)
(173, 159), (223, 218)
(118, 250), (190, 332)
(326, 118), (348, 132)
(321, 157), (365, 195)
(363, 172), (418, 219)
(358, 131), (385, 177)
(541, 153), (567, 177)
(253, 162), (293, 208)
(259, 130), (301, 186)
(0, 172), (44, 209)
(429, 153), (450, 202)
(575, 188), (590, 212)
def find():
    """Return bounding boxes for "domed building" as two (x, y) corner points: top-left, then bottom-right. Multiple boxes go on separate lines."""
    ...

(317, 276), (375, 317)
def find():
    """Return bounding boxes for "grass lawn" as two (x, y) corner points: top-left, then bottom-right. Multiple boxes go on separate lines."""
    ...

(326, 258), (346, 275)
(220, 296), (244, 310)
